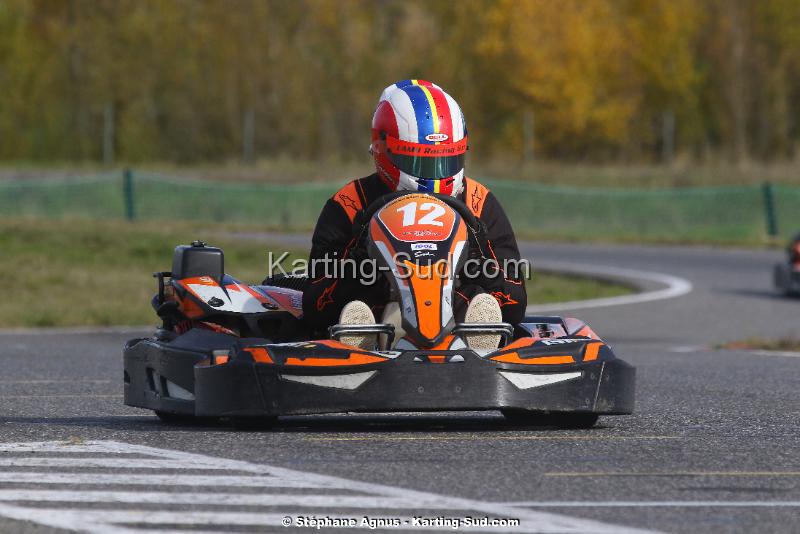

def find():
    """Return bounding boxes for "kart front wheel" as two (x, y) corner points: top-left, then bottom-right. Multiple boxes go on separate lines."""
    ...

(154, 410), (218, 426)
(231, 416), (278, 431)
(501, 410), (599, 429)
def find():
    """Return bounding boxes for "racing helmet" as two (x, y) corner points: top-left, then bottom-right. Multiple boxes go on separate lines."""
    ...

(370, 80), (468, 197)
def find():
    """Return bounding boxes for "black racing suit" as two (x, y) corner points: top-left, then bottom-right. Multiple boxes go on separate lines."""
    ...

(301, 173), (527, 331)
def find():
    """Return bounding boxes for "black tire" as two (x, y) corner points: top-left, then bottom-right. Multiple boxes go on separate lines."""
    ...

(502, 410), (599, 429)
(230, 416), (278, 431)
(501, 409), (547, 426)
(154, 410), (218, 426)
(551, 413), (600, 429)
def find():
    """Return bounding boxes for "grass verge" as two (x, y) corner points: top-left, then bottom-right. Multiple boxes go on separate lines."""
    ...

(718, 338), (800, 352)
(0, 218), (632, 328)
(526, 272), (631, 304)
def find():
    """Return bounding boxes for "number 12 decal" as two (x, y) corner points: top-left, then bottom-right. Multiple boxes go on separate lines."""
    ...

(396, 202), (446, 227)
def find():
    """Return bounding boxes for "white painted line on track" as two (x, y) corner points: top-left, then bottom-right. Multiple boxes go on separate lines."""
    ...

(501, 501), (800, 508)
(0, 457), (232, 469)
(0, 440), (655, 534)
(0, 472), (324, 488)
(0, 489), (453, 510)
(527, 261), (693, 312)
(0, 441), (136, 453)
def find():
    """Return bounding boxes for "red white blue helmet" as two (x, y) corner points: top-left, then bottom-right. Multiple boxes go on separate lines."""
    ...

(371, 80), (468, 197)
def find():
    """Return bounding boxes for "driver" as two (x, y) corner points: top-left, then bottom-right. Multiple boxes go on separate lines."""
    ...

(302, 80), (527, 349)
(791, 233), (800, 265)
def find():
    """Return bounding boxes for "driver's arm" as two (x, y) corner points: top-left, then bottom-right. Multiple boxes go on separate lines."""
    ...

(301, 198), (386, 331)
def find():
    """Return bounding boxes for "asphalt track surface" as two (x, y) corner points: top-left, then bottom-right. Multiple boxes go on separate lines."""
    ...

(1, 241), (799, 533)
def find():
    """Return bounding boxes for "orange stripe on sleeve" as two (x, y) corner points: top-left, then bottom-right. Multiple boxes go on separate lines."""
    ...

(463, 177), (489, 218)
(332, 181), (363, 223)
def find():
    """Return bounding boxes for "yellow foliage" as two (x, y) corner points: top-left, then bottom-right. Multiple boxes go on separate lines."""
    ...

(0, 0), (797, 163)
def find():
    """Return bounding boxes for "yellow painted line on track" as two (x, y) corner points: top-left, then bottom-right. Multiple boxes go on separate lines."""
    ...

(305, 435), (680, 442)
(544, 471), (800, 477)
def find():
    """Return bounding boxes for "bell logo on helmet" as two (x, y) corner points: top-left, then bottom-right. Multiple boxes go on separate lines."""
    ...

(425, 133), (449, 142)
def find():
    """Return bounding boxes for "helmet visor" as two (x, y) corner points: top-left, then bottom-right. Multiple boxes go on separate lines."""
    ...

(388, 152), (465, 180)
(385, 135), (467, 180)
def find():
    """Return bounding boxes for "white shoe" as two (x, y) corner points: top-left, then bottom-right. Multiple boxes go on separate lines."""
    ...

(463, 293), (502, 351)
(338, 300), (377, 350)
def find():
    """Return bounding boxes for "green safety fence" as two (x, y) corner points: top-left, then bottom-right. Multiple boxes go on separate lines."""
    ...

(131, 171), (336, 229)
(773, 184), (800, 241)
(485, 179), (797, 243)
(1, 170), (798, 244)
(0, 172), (125, 219)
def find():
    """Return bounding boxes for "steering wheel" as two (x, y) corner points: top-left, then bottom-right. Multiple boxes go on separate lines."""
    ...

(353, 190), (488, 258)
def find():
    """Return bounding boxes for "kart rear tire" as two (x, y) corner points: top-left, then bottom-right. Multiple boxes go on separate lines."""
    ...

(502, 410), (599, 429)
(231, 416), (278, 431)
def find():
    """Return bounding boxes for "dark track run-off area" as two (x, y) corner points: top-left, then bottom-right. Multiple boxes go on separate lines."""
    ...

(1, 242), (798, 533)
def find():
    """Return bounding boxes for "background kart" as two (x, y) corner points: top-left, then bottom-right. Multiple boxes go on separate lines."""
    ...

(124, 193), (635, 428)
(773, 233), (800, 297)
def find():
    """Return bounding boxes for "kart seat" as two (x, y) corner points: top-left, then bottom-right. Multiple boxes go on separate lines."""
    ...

(171, 242), (224, 283)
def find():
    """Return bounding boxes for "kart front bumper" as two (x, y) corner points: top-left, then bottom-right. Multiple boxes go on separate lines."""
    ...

(193, 352), (635, 417)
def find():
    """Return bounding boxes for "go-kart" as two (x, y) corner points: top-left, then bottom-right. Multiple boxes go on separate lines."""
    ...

(774, 233), (800, 297)
(124, 191), (635, 428)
